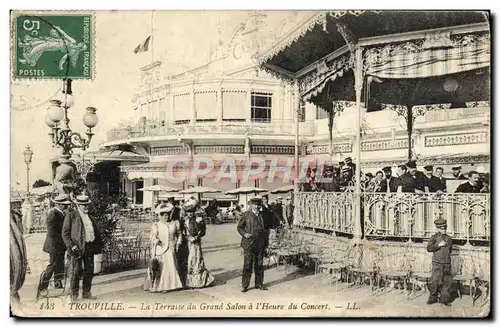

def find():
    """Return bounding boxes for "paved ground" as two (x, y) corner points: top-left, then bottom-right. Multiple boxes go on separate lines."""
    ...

(14, 223), (489, 318)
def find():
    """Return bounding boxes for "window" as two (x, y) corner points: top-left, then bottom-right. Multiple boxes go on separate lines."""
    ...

(153, 178), (159, 185)
(251, 92), (272, 123)
(316, 106), (329, 120)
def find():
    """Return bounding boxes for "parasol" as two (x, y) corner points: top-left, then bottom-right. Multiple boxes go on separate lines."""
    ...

(270, 185), (294, 194)
(225, 186), (269, 208)
(137, 185), (180, 192)
(138, 185), (181, 208)
(179, 186), (221, 202)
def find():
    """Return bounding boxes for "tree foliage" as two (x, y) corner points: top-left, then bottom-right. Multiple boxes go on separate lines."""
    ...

(87, 192), (129, 252)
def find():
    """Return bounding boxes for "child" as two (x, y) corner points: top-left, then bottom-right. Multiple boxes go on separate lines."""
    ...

(426, 218), (453, 306)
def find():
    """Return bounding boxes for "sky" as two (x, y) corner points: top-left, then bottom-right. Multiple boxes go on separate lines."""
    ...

(10, 10), (312, 189)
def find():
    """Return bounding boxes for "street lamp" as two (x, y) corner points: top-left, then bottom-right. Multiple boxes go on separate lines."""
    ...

(45, 78), (99, 156)
(23, 145), (33, 196)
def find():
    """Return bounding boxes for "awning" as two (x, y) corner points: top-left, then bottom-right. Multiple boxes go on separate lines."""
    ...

(83, 149), (149, 163)
(257, 11), (489, 77)
(121, 162), (168, 180)
(364, 34), (490, 79)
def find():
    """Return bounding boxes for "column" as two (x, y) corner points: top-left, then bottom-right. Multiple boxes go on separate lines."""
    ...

(246, 87), (252, 123)
(293, 81), (300, 193)
(191, 82), (196, 125)
(353, 47), (364, 242)
(168, 87), (174, 125)
(217, 81), (223, 126)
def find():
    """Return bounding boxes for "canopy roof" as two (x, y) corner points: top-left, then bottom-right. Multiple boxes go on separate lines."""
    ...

(258, 10), (489, 76)
(257, 10), (490, 112)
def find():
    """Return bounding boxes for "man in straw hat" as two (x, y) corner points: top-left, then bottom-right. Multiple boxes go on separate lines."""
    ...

(62, 195), (102, 301)
(237, 195), (280, 293)
(38, 194), (72, 294)
(426, 218), (453, 306)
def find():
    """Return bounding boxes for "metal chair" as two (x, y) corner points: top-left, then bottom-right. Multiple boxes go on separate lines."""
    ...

(408, 255), (432, 300)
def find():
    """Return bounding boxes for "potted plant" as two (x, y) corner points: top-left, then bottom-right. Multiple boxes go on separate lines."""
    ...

(87, 192), (128, 274)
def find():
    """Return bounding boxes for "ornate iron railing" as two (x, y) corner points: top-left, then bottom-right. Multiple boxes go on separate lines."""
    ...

(295, 192), (490, 243)
(295, 192), (355, 234)
(364, 193), (490, 242)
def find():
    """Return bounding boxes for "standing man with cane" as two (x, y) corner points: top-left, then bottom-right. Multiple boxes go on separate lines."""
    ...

(38, 194), (71, 295)
(62, 195), (102, 302)
(237, 196), (280, 293)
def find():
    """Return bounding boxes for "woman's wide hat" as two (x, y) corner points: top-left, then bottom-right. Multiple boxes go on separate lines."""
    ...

(157, 203), (174, 214)
(183, 198), (199, 212)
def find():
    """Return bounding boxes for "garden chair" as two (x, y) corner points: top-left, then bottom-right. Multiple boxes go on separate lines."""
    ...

(407, 254), (432, 300)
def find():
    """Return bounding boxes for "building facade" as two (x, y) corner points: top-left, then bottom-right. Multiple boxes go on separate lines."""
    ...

(100, 57), (490, 208)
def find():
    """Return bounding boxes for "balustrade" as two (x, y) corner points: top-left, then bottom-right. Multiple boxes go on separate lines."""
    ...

(106, 118), (315, 141)
(295, 192), (490, 244)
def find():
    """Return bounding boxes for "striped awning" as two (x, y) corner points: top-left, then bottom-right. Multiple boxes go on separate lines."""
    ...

(364, 34), (490, 79)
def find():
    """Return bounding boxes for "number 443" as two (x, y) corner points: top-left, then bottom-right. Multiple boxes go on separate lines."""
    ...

(40, 302), (55, 310)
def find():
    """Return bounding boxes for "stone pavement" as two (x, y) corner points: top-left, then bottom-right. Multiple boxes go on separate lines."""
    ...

(14, 223), (489, 318)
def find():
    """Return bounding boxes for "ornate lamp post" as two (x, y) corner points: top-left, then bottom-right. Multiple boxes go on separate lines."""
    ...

(22, 145), (33, 196)
(45, 78), (99, 155)
(45, 78), (99, 195)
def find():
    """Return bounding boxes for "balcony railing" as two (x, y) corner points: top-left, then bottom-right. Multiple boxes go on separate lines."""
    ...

(295, 192), (490, 244)
(106, 118), (315, 142)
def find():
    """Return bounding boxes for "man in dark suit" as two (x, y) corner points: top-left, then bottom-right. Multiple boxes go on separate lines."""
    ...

(434, 167), (447, 192)
(380, 166), (399, 193)
(455, 171), (482, 193)
(451, 165), (467, 180)
(237, 196), (280, 293)
(423, 165), (443, 193)
(62, 195), (102, 301)
(38, 194), (71, 293)
(397, 161), (426, 193)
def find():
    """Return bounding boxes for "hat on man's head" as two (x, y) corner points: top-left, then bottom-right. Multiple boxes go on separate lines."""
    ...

(434, 218), (447, 228)
(276, 196), (283, 201)
(339, 161), (345, 165)
(345, 157), (352, 161)
(382, 166), (392, 172)
(183, 198), (199, 212)
(249, 195), (263, 204)
(261, 193), (269, 199)
(52, 194), (71, 205)
(406, 161), (417, 169)
(286, 196), (292, 200)
(341, 166), (351, 172)
(451, 165), (462, 170)
(423, 165), (434, 171)
(74, 195), (91, 205)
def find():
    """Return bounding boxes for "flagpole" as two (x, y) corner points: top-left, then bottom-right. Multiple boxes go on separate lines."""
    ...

(150, 10), (154, 66)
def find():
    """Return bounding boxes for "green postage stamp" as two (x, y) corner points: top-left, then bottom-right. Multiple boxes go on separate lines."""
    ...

(13, 13), (94, 79)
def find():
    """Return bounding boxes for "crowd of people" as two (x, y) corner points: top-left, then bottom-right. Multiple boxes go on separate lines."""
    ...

(300, 156), (490, 194)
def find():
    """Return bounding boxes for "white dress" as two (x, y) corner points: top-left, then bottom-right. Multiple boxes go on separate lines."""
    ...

(143, 220), (183, 292)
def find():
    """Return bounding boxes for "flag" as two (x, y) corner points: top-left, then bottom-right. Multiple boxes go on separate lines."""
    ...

(134, 35), (151, 54)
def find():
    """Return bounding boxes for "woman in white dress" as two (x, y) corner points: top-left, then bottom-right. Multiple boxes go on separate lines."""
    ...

(144, 203), (183, 293)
